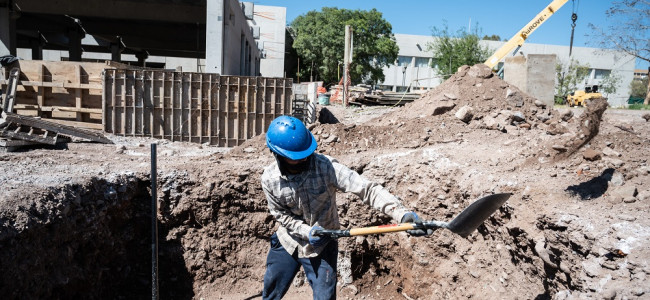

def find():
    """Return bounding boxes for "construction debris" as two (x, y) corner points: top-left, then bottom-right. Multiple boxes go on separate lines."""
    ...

(328, 84), (425, 106)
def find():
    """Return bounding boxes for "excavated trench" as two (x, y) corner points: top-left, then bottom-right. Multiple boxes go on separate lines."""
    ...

(0, 165), (583, 299)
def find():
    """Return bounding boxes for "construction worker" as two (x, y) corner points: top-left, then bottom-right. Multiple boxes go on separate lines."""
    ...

(261, 115), (431, 300)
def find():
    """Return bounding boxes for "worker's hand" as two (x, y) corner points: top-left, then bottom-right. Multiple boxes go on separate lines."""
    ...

(401, 212), (434, 237)
(308, 226), (331, 247)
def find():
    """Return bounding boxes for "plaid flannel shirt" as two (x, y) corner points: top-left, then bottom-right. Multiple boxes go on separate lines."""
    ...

(261, 153), (409, 258)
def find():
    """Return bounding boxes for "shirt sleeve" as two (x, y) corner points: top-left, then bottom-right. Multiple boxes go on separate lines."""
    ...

(262, 180), (312, 239)
(330, 160), (409, 222)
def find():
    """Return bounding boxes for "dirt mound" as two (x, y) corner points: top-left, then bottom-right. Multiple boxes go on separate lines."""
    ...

(1, 64), (649, 299)
(378, 64), (551, 130)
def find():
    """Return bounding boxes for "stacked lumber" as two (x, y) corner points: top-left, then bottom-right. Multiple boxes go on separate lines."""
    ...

(327, 84), (423, 106)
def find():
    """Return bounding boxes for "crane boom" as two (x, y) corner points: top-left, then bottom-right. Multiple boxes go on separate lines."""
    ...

(484, 0), (570, 68)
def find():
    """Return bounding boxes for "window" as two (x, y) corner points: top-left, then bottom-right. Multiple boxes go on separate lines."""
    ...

(594, 69), (611, 79)
(415, 57), (430, 68)
(397, 56), (412, 67)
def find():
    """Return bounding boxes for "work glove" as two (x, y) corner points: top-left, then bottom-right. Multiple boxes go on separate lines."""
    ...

(401, 212), (434, 237)
(308, 226), (331, 247)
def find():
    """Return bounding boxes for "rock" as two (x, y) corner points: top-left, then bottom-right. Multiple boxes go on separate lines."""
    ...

(583, 149), (602, 161)
(116, 145), (126, 154)
(638, 190), (650, 201)
(602, 147), (621, 157)
(534, 99), (546, 108)
(610, 185), (638, 199)
(601, 289), (617, 300)
(610, 172), (625, 186)
(636, 166), (650, 175)
(582, 260), (600, 277)
(623, 196), (637, 203)
(604, 158), (625, 168)
(243, 147), (256, 153)
(632, 288), (645, 296)
(455, 106), (474, 123)
(552, 145), (568, 152)
(512, 111), (526, 122)
(467, 64), (493, 79)
(536, 112), (551, 123)
(456, 65), (470, 77)
(505, 89), (525, 107)
(443, 93), (458, 100)
(546, 123), (569, 135)
(618, 214), (636, 221)
(559, 109), (574, 121)
(323, 135), (338, 144)
(534, 240), (558, 268)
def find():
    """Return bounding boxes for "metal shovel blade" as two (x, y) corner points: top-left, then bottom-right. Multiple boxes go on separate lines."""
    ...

(446, 193), (511, 237)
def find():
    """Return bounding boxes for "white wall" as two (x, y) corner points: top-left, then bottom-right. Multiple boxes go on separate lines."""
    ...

(253, 5), (286, 78)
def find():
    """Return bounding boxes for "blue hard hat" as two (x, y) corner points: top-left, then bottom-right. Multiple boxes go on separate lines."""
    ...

(266, 116), (317, 160)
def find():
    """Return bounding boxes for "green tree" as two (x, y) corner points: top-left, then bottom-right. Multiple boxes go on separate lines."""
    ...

(555, 59), (591, 104)
(630, 78), (649, 98)
(290, 7), (398, 85)
(598, 71), (621, 98)
(482, 34), (502, 41)
(587, 0), (650, 104)
(426, 21), (492, 79)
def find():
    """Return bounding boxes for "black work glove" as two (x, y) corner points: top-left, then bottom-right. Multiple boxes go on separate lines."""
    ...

(308, 226), (332, 247)
(401, 212), (434, 237)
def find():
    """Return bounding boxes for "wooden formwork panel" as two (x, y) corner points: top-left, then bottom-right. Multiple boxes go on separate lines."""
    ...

(0, 60), (136, 130)
(103, 69), (292, 146)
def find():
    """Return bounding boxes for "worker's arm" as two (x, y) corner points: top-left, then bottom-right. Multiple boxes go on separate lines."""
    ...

(331, 159), (409, 222)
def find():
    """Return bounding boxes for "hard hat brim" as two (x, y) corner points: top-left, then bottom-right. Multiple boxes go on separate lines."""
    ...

(267, 131), (317, 160)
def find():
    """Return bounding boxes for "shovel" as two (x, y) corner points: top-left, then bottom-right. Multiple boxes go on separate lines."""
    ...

(312, 193), (511, 238)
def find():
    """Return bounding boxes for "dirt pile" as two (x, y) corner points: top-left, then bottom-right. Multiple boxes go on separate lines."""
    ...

(1, 64), (649, 299)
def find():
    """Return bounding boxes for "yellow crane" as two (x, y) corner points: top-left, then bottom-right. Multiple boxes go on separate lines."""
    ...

(484, 0), (571, 69)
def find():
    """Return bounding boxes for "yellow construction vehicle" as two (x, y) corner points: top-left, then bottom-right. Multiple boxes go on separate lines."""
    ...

(566, 85), (602, 107)
(484, 0), (571, 70)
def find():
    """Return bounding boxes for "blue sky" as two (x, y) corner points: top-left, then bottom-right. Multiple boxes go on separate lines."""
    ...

(253, 0), (648, 69)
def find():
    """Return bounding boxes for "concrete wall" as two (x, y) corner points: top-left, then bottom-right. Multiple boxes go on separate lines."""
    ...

(526, 54), (556, 107)
(220, 0), (260, 76)
(504, 56), (528, 95)
(253, 5), (286, 78)
(504, 54), (557, 107)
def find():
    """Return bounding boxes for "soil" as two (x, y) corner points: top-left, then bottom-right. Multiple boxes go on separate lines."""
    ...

(1, 64), (649, 300)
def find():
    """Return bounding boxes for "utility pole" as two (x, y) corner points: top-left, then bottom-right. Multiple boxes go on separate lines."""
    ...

(343, 25), (352, 107)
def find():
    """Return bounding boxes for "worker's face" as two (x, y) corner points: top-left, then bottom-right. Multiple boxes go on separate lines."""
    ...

(275, 154), (312, 174)
(283, 156), (309, 165)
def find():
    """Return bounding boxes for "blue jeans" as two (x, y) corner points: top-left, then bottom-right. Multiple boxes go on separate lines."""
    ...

(262, 233), (338, 300)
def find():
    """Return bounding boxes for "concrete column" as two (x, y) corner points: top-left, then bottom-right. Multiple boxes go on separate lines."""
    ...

(136, 51), (148, 67)
(30, 38), (43, 60)
(67, 27), (83, 61)
(0, 3), (16, 56)
(206, 0), (225, 74)
(110, 43), (122, 62)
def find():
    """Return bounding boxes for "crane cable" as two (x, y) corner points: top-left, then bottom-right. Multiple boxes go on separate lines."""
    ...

(569, 0), (579, 57)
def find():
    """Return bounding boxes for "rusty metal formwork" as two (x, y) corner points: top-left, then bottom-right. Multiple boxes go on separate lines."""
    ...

(103, 70), (292, 147)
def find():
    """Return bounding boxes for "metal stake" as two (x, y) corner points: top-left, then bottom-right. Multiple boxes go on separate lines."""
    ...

(151, 143), (159, 300)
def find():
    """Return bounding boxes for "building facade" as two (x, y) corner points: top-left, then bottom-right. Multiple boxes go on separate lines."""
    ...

(2, 0), (285, 77)
(379, 34), (637, 107)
